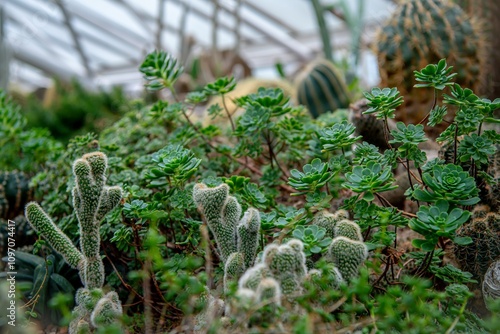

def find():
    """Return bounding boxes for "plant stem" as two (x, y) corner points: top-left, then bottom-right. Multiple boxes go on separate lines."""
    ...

(221, 94), (235, 132)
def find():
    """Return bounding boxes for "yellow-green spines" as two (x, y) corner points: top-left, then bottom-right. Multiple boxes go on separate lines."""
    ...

(295, 59), (350, 118)
(375, 0), (486, 124)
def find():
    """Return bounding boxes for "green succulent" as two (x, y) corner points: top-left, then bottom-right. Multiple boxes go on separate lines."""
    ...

(389, 122), (427, 151)
(139, 50), (183, 90)
(443, 84), (480, 109)
(288, 158), (334, 195)
(343, 161), (397, 201)
(413, 164), (480, 205)
(353, 142), (382, 165)
(319, 121), (362, 152)
(291, 225), (332, 256)
(204, 76), (237, 95)
(409, 200), (472, 251)
(236, 87), (293, 117)
(363, 87), (404, 119)
(455, 108), (484, 134)
(147, 145), (202, 187)
(413, 59), (457, 90)
(458, 134), (496, 166)
(427, 105), (448, 127)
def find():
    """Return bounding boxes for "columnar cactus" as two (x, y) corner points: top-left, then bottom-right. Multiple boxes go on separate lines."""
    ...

(334, 220), (363, 242)
(193, 183), (261, 292)
(25, 152), (123, 333)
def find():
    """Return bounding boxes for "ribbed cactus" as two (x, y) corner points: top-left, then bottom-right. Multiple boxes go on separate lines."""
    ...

(312, 209), (348, 239)
(0, 171), (33, 219)
(482, 259), (500, 308)
(25, 152), (123, 334)
(193, 183), (261, 292)
(375, 0), (486, 125)
(295, 59), (350, 118)
(454, 205), (500, 281)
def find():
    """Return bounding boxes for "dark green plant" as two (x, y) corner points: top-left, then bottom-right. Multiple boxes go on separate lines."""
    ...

(140, 50), (183, 91)
(291, 225), (332, 256)
(319, 121), (362, 152)
(363, 87), (404, 119)
(413, 59), (457, 90)
(413, 164), (480, 205)
(288, 158), (334, 195)
(343, 161), (397, 201)
(458, 134), (496, 166)
(409, 200), (472, 251)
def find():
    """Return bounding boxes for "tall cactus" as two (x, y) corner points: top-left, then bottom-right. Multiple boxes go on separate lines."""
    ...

(193, 183), (261, 293)
(25, 152), (123, 333)
(374, 0), (487, 125)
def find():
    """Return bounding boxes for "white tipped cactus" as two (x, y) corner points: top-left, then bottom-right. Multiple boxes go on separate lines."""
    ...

(334, 219), (363, 242)
(328, 236), (368, 281)
(256, 277), (281, 305)
(312, 209), (349, 239)
(193, 183), (261, 290)
(224, 252), (246, 294)
(239, 263), (272, 291)
(25, 152), (123, 334)
(263, 240), (308, 296)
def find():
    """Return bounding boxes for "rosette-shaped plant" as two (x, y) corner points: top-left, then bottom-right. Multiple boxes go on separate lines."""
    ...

(414, 164), (480, 205)
(343, 161), (397, 201)
(409, 200), (472, 251)
(292, 225), (332, 256)
(25, 152), (123, 333)
(288, 158), (334, 195)
(319, 121), (362, 152)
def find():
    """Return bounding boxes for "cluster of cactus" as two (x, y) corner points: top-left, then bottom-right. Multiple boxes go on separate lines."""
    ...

(295, 59), (350, 118)
(25, 152), (123, 333)
(193, 183), (261, 293)
(0, 171), (33, 220)
(454, 205), (500, 282)
(374, 0), (487, 125)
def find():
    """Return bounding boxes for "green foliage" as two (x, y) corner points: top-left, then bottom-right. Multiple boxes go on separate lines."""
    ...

(413, 164), (480, 205)
(319, 121), (362, 152)
(363, 87), (404, 119)
(409, 200), (472, 251)
(204, 76), (237, 95)
(292, 225), (332, 256)
(288, 158), (334, 195)
(413, 59), (457, 90)
(343, 161), (397, 201)
(139, 50), (183, 90)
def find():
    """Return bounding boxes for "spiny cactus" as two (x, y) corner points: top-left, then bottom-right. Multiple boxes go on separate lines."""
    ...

(193, 183), (261, 292)
(312, 209), (348, 239)
(454, 205), (500, 281)
(334, 219), (363, 242)
(25, 152), (123, 333)
(375, 0), (487, 126)
(263, 240), (308, 296)
(0, 171), (33, 219)
(482, 259), (500, 308)
(328, 236), (368, 282)
(295, 59), (350, 118)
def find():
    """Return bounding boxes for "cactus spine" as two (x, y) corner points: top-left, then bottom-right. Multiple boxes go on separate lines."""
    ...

(375, 0), (487, 125)
(25, 152), (123, 333)
(295, 59), (350, 118)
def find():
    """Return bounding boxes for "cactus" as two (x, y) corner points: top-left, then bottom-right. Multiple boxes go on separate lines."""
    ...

(482, 259), (500, 308)
(328, 236), (368, 282)
(374, 0), (487, 126)
(295, 59), (350, 118)
(193, 183), (261, 292)
(454, 205), (500, 281)
(0, 171), (33, 219)
(25, 152), (123, 333)
(334, 219), (363, 242)
(312, 209), (348, 239)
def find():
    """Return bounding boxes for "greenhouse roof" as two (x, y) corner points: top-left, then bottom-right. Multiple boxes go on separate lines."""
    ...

(1, 0), (395, 92)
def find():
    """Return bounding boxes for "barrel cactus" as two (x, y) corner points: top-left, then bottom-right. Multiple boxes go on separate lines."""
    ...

(374, 0), (487, 125)
(454, 205), (500, 281)
(295, 59), (350, 118)
(483, 259), (500, 308)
